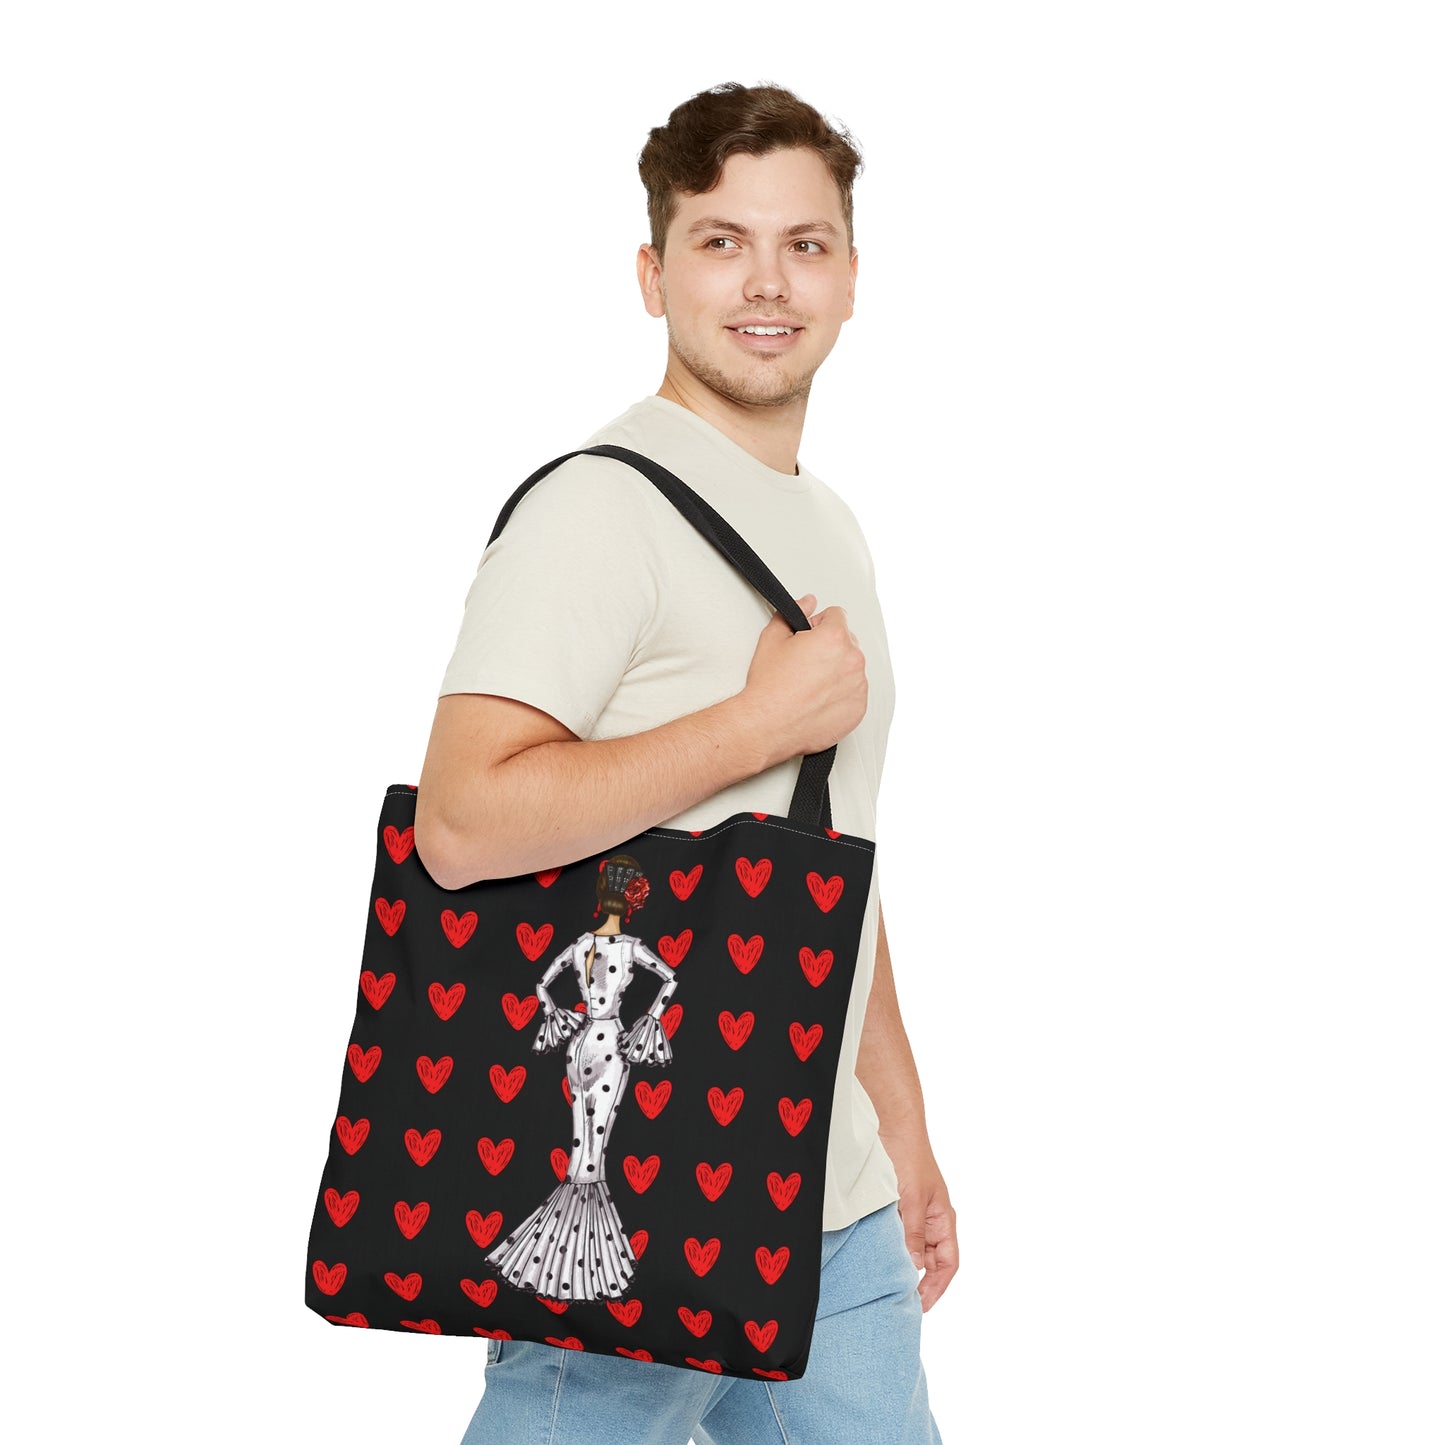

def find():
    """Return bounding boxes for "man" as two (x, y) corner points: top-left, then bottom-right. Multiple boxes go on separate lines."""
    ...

(416, 81), (954, 1444)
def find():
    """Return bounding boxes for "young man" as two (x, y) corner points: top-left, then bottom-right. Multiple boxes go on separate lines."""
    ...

(416, 82), (954, 1444)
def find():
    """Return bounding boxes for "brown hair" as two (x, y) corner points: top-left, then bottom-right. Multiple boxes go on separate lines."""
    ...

(639, 82), (863, 256)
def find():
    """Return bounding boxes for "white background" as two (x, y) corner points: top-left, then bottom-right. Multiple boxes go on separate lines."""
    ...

(4, 2), (1441, 1442)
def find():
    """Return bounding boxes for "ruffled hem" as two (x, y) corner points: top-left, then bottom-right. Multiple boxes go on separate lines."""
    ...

(532, 1004), (585, 1054)
(486, 1179), (638, 1301)
(620, 1012), (672, 1066)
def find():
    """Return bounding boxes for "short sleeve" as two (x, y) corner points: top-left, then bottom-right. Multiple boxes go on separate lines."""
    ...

(437, 455), (668, 738)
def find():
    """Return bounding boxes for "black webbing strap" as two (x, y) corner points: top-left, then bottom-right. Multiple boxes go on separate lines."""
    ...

(487, 444), (836, 830)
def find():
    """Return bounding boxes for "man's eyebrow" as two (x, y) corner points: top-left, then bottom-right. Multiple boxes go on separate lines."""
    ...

(683, 217), (842, 239)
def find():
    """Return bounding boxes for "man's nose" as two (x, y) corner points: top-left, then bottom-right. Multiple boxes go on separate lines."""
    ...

(745, 253), (788, 302)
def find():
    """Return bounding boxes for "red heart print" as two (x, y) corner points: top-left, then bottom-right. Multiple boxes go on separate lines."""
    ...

(324, 1188), (359, 1227)
(347, 1043), (381, 1082)
(752, 811), (768, 820)
(416, 1055), (454, 1094)
(466, 1209), (503, 1248)
(745, 1318), (779, 1351)
(755, 1245), (790, 1285)
(661, 1003), (683, 1038)
(717, 1010), (754, 1050)
(806, 872), (844, 912)
(473, 1327), (512, 1340)
(778, 1097), (813, 1136)
(441, 909), (477, 949)
(561, 1076), (572, 1106)
(404, 1127), (442, 1166)
(374, 897), (406, 936)
(383, 825), (414, 864)
(535, 867), (562, 888)
(461, 1278), (498, 1307)
(789, 1022), (823, 1060)
(607, 1299), (642, 1327)
(678, 1307), (712, 1338)
(727, 933), (764, 973)
(545, 1335), (584, 1350)
(658, 930), (692, 966)
(684, 1237), (721, 1276)
(623, 1154), (660, 1192)
(798, 947), (834, 987)
(311, 1260), (346, 1296)
(402, 1319), (440, 1334)
(428, 981), (466, 1020)
(539, 1298), (569, 1314)
(335, 1116), (370, 1155)
(326, 1312), (368, 1328)
(502, 992), (538, 1029)
(385, 1271), (423, 1301)
(489, 1064), (526, 1102)
(515, 921), (554, 962)
(685, 1357), (722, 1373)
(707, 1086), (743, 1126)
(393, 1200), (430, 1240)
(630, 1229), (648, 1259)
(754, 1367), (790, 1380)
(766, 1171), (802, 1210)
(551, 1147), (569, 1181)
(616, 1347), (654, 1361)
(734, 857), (772, 897)
(695, 1161), (732, 1201)
(359, 970), (395, 1010)
(825, 827), (840, 839)
(476, 1138), (514, 1175)
(669, 864), (702, 900)
(634, 1079), (671, 1119)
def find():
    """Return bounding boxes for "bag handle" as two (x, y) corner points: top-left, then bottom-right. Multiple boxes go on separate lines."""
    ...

(487, 444), (835, 830)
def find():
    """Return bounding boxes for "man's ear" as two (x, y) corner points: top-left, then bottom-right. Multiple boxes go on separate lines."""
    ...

(637, 243), (666, 318)
(846, 247), (858, 322)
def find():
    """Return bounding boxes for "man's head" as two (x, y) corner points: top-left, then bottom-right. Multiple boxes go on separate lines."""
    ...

(636, 83), (863, 415)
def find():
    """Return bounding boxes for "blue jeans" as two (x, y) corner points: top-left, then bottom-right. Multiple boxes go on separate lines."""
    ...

(460, 1200), (942, 1444)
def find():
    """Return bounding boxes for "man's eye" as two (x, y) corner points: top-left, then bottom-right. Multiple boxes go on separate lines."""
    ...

(792, 240), (824, 255)
(706, 237), (740, 250)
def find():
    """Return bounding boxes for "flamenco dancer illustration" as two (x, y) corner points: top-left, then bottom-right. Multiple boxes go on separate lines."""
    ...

(487, 854), (679, 1301)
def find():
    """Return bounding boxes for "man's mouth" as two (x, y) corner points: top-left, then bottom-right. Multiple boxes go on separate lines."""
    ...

(732, 325), (797, 336)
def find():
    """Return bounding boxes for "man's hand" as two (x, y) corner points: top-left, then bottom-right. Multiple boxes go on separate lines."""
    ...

(887, 1134), (959, 1313)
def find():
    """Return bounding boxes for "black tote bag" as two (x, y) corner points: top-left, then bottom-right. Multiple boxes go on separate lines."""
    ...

(304, 446), (876, 1381)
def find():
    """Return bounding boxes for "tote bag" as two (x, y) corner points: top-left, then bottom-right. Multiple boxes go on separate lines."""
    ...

(304, 445), (876, 1381)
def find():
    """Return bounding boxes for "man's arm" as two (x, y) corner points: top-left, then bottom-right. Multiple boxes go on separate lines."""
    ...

(856, 903), (960, 1311)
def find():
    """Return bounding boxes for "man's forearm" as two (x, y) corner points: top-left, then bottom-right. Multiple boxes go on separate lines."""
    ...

(856, 907), (932, 1147)
(422, 693), (775, 886)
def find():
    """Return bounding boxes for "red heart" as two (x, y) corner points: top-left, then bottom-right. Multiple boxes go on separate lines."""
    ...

(806, 871), (844, 912)
(798, 947), (834, 987)
(707, 1086), (743, 1126)
(717, 1010), (754, 1050)
(489, 1064), (526, 1102)
(416, 1055), (454, 1094)
(325, 1312), (368, 1328)
(359, 970), (395, 1011)
(324, 1188), (359, 1227)
(684, 1237), (721, 1276)
(634, 1079), (671, 1118)
(551, 1147), (569, 1181)
(695, 1161), (732, 1201)
(428, 981), (466, 1020)
(311, 1260), (346, 1296)
(754, 1367), (790, 1380)
(539, 1297), (569, 1314)
(752, 810), (769, 820)
(789, 1021), (823, 1060)
(347, 1043), (381, 1082)
(755, 1245), (790, 1285)
(473, 1327), (512, 1340)
(466, 1209), (503, 1248)
(516, 921), (554, 962)
(335, 1116), (370, 1155)
(685, 1357), (722, 1373)
(825, 827), (840, 840)
(734, 856), (772, 897)
(383, 825), (415, 863)
(393, 1200), (430, 1240)
(669, 864), (703, 900)
(461, 1277), (499, 1308)
(745, 1318), (779, 1351)
(778, 1097), (813, 1136)
(658, 930), (692, 966)
(561, 1076), (572, 1106)
(766, 1171), (801, 1210)
(607, 1298), (642, 1327)
(727, 933), (764, 973)
(374, 897), (406, 936)
(502, 992), (539, 1029)
(630, 1229), (648, 1259)
(404, 1127), (442, 1166)
(402, 1318), (440, 1334)
(545, 1335), (584, 1350)
(623, 1154), (660, 1193)
(535, 867), (562, 888)
(384, 1271), (423, 1301)
(441, 909), (478, 949)
(678, 1306), (713, 1338)
(660, 1003), (683, 1038)
(616, 1346), (654, 1361)
(476, 1138), (514, 1175)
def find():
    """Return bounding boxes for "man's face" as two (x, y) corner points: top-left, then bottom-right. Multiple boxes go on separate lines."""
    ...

(638, 147), (857, 411)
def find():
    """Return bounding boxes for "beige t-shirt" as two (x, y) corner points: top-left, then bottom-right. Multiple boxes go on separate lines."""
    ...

(438, 395), (901, 1231)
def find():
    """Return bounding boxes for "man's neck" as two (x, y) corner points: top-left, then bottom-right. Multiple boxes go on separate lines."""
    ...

(656, 366), (807, 477)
